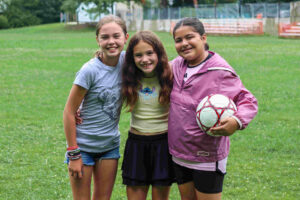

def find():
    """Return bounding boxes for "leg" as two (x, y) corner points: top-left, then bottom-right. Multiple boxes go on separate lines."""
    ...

(152, 186), (171, 200)
(92, 159), (118, 200)
(173, 162), (196, 200)
(193, 169), (224, 200)
(126, 185), (149, 200)
(195, 191), (222, 200)
(177, 182), (197, 200)
(69, 165), (93, 200)
(193, 169), (225, 200)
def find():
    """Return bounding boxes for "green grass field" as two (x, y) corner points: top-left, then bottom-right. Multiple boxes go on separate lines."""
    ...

(0, 23), (299, 200)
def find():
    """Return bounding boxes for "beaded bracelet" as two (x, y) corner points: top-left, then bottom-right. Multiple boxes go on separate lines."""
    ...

(69, 154), (82, 161)
(67, 149), (80, 157)
(67, 147), (81, 160)
(67, 145), (79, 151)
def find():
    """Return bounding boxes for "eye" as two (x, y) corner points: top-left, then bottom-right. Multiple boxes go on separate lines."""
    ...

(146, 51), (154, 56)
(100, 35), (108, 40)
(174, 38), (182, 43)
(134, 53), (142, 57)
(186, 35), (194, 40)
(113, 34), (121, 39)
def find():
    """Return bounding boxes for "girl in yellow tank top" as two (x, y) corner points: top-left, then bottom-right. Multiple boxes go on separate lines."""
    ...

(121, 31), (174, 200)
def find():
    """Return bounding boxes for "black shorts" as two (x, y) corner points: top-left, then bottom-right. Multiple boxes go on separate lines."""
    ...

(173, 161), (225, 194)
(122, 131), (175, 186)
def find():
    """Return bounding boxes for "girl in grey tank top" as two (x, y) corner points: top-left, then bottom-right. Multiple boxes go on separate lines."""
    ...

(63, 15), (129, 200)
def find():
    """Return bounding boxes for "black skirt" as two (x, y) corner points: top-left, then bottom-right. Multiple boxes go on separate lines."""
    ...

(121, 131), (175, 186)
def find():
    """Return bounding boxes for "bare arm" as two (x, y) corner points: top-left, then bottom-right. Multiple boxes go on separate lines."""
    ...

(63, 84), (87, 178)
(63, 84), (87, 146)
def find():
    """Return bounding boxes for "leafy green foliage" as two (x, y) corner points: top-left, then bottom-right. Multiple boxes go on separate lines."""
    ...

(3, 0), (41, 27)
(0, 15), (9, 29)
(61, 0), (81, 14)
(35, 0), (63, 24)
(2, 0), (63, 28)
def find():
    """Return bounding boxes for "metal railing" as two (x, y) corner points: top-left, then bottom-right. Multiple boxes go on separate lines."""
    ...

(143, 3), (290, 20)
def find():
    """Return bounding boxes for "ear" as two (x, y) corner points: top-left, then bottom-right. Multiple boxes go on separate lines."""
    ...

(96, 36), (100, 46)
(201, 34), (207, 43)
(124, 33), (129, 43)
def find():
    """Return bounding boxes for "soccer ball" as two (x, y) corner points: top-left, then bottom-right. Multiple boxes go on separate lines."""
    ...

(196, 94), (237, 134)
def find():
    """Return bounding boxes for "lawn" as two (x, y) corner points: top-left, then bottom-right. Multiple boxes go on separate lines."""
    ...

(0, 23), (299, 200)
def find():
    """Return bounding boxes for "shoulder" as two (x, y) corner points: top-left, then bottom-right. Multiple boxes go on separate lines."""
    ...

(206, 52), (237, 76)
(170, 56), (185, 66)
(118, 51), (126, 63)
(118, 51), (126, 67)
(120, 51), (126, 59)
(80, 58), (99, 72)
(76, 58), (100, 79)
(170, 56), (186, 73)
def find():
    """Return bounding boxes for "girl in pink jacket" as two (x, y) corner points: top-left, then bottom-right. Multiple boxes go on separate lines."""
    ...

(168, 17), (258, 200)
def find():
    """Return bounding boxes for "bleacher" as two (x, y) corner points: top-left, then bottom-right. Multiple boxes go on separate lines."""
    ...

(203, 21), (263, 35)
(170, 20), (264, 36)
(278, 22), (300, 38)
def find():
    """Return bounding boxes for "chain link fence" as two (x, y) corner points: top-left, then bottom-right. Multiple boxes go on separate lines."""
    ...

(143, 3), (290, 20)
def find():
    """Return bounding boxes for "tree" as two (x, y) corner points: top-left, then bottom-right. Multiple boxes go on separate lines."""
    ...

(3, 0), (41, 27)
(0, 0), (9, 13)
(61, 0), (81, 15)
(36, 0), (63, 24)
(2, 0), (64, 28)
(61, 0), (142, 19)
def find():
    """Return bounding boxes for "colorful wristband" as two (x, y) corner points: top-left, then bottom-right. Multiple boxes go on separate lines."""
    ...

(69, 154), (82, 161)
(67, 149), (80, 157)
(67, 145), (79, 151)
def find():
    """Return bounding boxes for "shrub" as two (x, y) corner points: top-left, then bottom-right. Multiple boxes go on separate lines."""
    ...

(0, 15), (9, 29)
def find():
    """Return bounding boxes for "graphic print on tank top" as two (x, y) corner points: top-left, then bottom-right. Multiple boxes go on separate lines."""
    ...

(139, 84), (158, 103)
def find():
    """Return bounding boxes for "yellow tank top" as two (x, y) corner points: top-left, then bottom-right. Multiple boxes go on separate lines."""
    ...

(130, 76), (169, 134)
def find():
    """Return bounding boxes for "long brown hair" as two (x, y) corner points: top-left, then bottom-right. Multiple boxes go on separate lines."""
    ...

(122, 31), (173, 111)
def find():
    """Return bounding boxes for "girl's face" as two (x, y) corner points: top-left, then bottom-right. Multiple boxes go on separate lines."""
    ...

(96, 22), (128, 60)
(174, 25), (207, 66)
(133, 41), (158, 76)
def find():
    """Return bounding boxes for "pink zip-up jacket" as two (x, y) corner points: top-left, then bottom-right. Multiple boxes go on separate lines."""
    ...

(168, 51), (258, 162)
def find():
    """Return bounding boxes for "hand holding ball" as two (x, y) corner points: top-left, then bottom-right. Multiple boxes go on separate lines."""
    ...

(196, 94), (237, 136)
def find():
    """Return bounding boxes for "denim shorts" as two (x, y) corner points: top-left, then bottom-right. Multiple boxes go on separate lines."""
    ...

(65, 146), (120, 166)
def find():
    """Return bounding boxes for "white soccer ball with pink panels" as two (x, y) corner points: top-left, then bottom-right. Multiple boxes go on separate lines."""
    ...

(196, 94), (237, 133)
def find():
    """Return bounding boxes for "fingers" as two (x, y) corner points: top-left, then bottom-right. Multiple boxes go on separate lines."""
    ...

(209, 127), (225, 137)
(209, 117), (237, 136)
(75, 117), (82, 125)
(68, 160), (84, 179)
(75, 110), (82, 125)
(210, 125), (229, 136)
(69, 168), (83, 179)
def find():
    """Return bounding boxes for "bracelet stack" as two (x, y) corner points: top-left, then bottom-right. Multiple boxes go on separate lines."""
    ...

(67, 146), (81, 161)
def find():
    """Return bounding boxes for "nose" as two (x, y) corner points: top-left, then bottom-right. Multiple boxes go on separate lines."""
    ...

(107, 37), (115, 44)
(182, 39), (188, 46)
(141, 55), (148, 63)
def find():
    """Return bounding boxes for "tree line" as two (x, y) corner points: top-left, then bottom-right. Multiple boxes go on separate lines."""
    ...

(0, 0), (296, 29)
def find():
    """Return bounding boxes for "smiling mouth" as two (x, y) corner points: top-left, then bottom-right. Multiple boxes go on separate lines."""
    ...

(181, 47), (192, 53)
(142, 64), (153, 69)
(107, 47), (118, 51)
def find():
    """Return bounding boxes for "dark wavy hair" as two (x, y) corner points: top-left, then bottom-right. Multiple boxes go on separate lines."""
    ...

(122, 31), (173, 111)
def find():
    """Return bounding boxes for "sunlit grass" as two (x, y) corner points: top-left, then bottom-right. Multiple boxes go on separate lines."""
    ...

(0, 23), (299, 199)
